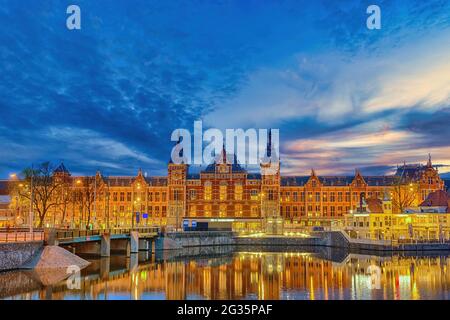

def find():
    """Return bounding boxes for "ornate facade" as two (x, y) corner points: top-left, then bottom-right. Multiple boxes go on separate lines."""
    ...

(7, 136), (445, 231)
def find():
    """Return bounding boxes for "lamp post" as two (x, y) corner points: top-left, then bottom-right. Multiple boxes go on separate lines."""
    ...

(29, 166), (34, 233)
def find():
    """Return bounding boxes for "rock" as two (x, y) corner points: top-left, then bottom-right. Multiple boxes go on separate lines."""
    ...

(21, 245), (90, 270)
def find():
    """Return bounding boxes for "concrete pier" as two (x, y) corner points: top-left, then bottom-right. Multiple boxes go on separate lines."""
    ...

(101, 233), (111, 257)
(138, 239), (150, 251)
(130, 231), (139, 253)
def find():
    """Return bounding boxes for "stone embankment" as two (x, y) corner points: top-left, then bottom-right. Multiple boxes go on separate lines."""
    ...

(0, 241), (43, 271)
(0, 242), (90, 272)
(317, 230), (450, 252)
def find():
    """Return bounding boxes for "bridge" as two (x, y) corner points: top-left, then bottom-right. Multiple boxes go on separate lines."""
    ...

(50, 227), (162, 257)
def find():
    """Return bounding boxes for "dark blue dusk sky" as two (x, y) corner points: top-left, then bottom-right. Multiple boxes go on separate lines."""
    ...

(1, 0), (450, 177)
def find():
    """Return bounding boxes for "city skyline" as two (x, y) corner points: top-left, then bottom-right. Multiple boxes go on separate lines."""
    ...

(1, 0), (450, 178)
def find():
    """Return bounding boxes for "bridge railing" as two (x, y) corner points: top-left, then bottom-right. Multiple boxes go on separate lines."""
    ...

(55, 226), (160, 240)
(0, 228), (44, 243)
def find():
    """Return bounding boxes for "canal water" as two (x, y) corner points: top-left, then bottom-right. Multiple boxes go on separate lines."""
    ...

(2, 247), (450, 300)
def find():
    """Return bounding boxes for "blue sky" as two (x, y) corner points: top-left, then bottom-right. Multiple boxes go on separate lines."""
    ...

(1, 0), (450, 177)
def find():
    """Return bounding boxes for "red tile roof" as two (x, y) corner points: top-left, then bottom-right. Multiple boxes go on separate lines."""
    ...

(420, 190), (449, 208)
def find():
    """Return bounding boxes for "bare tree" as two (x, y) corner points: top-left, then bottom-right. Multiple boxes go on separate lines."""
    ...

(18, 162), (64, 228)
(54, 177), (71, 226)
(78, 176), (96, 229)
(391, 170), (417, 213)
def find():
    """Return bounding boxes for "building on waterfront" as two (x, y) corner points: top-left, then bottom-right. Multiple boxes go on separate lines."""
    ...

(5, 133), (445, 232)
(0, 180), (14, 227)
(345, 189), (450, 240)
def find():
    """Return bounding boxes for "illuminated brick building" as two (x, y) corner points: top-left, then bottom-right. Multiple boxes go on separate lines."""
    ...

(7, 133), (445, 231)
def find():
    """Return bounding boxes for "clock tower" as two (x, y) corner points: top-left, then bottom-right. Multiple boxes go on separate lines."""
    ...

(167, 137), (188, 230)
(260, 129), (283, 235)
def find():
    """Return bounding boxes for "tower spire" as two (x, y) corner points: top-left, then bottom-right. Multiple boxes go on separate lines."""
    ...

(427, 153), (432, 168)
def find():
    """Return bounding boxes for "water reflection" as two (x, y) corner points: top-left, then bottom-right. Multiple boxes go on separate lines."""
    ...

(2, 248), (450, 300)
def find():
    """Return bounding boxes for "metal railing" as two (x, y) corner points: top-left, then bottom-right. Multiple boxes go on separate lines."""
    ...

(0, 228), (44, 243)
(55, 226), (160, 240)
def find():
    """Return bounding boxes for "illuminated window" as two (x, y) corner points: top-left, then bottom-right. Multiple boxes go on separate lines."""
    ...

(234, 184), (243, 200)
(330, 192), (335, 202)
(204, 204), (211, 217)
(190, 205), (197, 217)
(219, 204), (227, 217)
(204, 181), (212, 200)
(220, 184), (227, 201)
(235, 204), (242, 217)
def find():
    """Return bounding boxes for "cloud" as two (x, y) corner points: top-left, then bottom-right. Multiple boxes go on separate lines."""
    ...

(1, 0), (450, 177)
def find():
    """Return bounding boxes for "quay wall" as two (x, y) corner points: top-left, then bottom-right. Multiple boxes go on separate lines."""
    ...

(316, 231), (450, 251)
(160, 230), (450, 252)
(160, 231), (322, 249)
(0, 241), (43, 271)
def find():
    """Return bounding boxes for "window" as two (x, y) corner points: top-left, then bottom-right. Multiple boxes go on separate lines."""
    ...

(293, 192), (298, 202)
(155, 192), (160, 202)
(322, 192), (328, 202)
(220, 185), (227, 201)
(235, 184), (243, 200)
(345, 192), (351, 202)
(235, 204), (242, 217)
(285, 192), (291, 202)
(337, 192), (343, 202)
(204, 204), (211, 217)
(189, 190), (197, 200)
(173, 190), (182, 201)
(219, 204), (227, 217)
(189, 205), (196, 217)
(113, 192), (118, 202)
(205, 181), (212, 200)
(330, 206), (335, 217)
(162, 192), (167, 202)
(315, 192), (320, 202)
(300, 192), (305, 202)
(308, 192), (313, 202)
(127, 192), (131, 202)
(148, 192), (153, 201)
(120, 192), (125, 202)
(330, 192), (335, 202)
